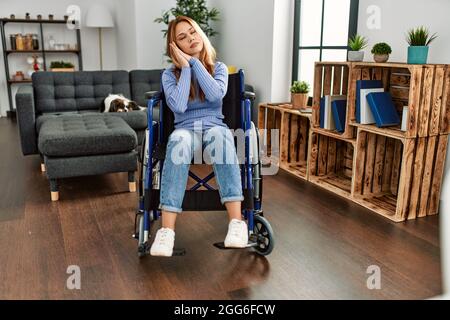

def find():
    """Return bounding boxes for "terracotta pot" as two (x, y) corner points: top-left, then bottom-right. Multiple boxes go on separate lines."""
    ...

(291, 93), (308, 110)
(373, 54), (389, 63)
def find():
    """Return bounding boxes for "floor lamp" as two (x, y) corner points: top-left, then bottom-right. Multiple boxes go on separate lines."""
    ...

(85, 4), (114, 70)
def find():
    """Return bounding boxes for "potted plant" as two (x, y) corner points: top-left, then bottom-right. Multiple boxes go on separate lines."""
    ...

(50, 61), (75, 72)
(371, 42), (392, 63)
(154, 0), (220, 62)
(290, 81), (310, 110)
(347, 35), (368, 62)
(406, 26), (437, 64)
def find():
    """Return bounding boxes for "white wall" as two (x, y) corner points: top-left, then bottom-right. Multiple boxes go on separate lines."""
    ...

(358, 0), (450, 64)
(115, 0), (138, 70)
(133, 0), (176, 70)
(131, 0), (286, 106)
(209, 0), (275, 106)
(271, 0), (294, 102)
(0, 0), (118, 116)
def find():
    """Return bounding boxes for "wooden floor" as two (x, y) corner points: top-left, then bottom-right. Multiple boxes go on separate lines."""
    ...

(0, 118), (442, 299)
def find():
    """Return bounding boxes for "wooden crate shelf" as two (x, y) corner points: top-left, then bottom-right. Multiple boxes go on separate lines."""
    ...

(280, 161), (308, 179)
(312, 62), (353, 138)
(259, 103), (311, 180)
(308, 131), (355, 197)
(259, 61), (449, 222)
(352, 128), (448, 221)
(349, 122), (406, 141)
(258, 104), (283, 161)
(311, 127), (356, 145)
(348, 62), (450, 138)
(280, 110), (311, 180)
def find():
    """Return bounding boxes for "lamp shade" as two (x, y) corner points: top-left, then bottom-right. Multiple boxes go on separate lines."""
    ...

(85, 4), (114, 28)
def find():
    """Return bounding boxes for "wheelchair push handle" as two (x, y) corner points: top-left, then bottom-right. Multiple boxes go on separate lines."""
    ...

(145, 91), (162, 101)
(243, 91), (256, 101)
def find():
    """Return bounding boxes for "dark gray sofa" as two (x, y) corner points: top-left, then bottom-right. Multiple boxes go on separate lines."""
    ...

(16, 70), (162, 201)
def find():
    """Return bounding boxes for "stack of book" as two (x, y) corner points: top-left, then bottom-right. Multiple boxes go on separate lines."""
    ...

(356, 80), (401, 127)
(319, 95), (347, 132)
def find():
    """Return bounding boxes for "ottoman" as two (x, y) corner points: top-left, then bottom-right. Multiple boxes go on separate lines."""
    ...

(38, 114), (138, 201)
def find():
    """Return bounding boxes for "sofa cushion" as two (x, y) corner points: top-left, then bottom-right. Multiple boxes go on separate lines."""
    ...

(38, 114), (137, 157)
(36, 110), (148, 133)
(33, 71), (131, 113)
(106, 111), (148, 130)
(130, 70), (162, 107)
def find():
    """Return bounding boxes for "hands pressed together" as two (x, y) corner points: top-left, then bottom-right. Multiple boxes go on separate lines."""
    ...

(170, 42), (193, 68)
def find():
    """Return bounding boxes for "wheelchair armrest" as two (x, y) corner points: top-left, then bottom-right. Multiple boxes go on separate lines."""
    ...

(145, 91), (162, 101)
(243, 91), (256, 101)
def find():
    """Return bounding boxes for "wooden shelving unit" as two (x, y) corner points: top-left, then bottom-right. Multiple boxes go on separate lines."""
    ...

(260, 61), (450, 222)
(309, 131), (355, 198)
(312, 62), (354, 139)
(0, 18), (83, 116)
(352, 128), (448, 221)
(347, 62), (450, 138)
(259, 103), (311, 181)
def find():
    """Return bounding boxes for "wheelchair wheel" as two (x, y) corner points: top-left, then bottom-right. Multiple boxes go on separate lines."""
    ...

(253, 215), (274, 256)
(137, 213), (145, 246)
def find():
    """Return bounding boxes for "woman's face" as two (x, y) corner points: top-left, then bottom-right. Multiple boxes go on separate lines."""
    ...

(174, 21), (204, 57)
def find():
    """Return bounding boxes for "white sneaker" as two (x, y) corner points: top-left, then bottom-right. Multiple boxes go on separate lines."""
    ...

(150, 227), (175, 257)
(224, 219), (248, 248)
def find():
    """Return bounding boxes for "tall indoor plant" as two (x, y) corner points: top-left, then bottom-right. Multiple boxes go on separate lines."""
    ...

(154, 0), (220, 39)
(406, 26), (437, 64)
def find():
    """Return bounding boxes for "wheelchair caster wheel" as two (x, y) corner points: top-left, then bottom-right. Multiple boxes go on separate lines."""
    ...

(138, 242), (150, 258)
(253, 215), (274, 256)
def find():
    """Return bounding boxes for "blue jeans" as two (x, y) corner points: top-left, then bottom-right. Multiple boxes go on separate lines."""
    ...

(159, 126), (244, 213)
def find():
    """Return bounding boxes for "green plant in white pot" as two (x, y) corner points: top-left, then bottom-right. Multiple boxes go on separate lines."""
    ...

(290, 81), (310, 110)
(406, 26), (437, 64)
(347, 35), (368, 62)
(371, 42), (392, 63)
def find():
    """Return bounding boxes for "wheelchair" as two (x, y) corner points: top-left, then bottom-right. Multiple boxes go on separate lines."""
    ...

(133, 69), (274, 257)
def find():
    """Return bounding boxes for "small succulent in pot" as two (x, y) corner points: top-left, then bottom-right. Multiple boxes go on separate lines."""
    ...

(348, 34), (368, 62)
(371, 42), (392, 63)
(290, 81), (310, 110)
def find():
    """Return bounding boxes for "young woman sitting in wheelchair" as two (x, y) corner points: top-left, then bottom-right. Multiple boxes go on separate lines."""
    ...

(150, 16), (248, 256)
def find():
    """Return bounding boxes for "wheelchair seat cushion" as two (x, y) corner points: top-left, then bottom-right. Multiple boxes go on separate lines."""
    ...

(38, 114), (137, 157)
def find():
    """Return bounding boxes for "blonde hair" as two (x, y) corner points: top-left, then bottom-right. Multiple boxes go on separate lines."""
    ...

(166, 15), (217, 101)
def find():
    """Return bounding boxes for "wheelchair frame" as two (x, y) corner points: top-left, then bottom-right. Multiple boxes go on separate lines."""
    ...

(133, 69), (274, 257)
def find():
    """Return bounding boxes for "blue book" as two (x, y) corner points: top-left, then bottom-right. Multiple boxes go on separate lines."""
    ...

(331, 100), (347, 133)
(356, 80), (383, 123)
(320, 97), (325, 128)
(366, 92), (401, 127)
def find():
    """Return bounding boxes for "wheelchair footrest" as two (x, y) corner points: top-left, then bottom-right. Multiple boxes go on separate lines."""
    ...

(213, 241), (258, 250)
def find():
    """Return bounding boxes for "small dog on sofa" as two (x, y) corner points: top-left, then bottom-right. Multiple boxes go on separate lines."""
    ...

(102, 94), (143, 112)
